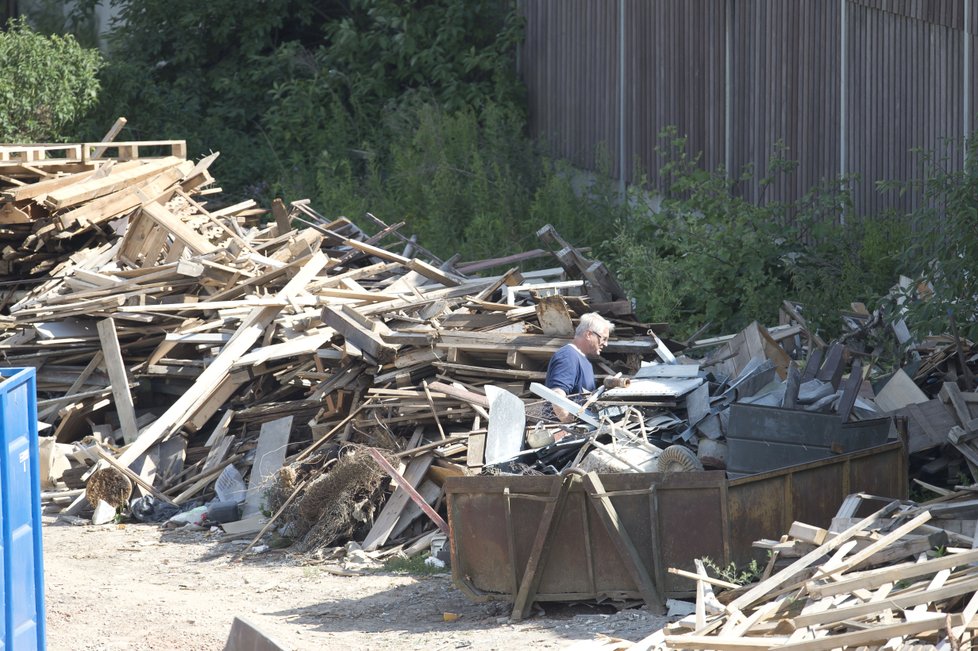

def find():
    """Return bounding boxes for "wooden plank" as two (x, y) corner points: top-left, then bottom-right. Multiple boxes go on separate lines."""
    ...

(791, 576), (978, 628)
(44, 156), (184, 209)
(241, 416), (293, 519)
(813, 510), (932, 579)
(361, 452), (434, 551)
(140, 201), (218, 256)
(342, 238), (462, 287)
(204, 409), (234, 448)
(511, 473), (575, 620)
(535, 294), (575, 335)
(58, 165), (189, 230)
(726, 501), (900, 612)
(582, 472), (665, 613)
(366, 448), (448, 535)
(1, 166), (100, 202)
(96, 317), (139, 444)
(390, 479), (442, 540)
(836, 358), (862, 422)
(321, 305), (397, 364)
(815, 342), (845, 387)
(941, 381), (975, 427)
(185, 375), (246, 434)
(873, 368), (929, 412)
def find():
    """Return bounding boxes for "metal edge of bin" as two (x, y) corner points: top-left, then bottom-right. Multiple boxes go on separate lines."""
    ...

(0, 367), (46, 650)
(445, 439), (906, 605)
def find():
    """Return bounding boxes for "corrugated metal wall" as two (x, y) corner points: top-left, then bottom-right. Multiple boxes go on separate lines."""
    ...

(522, 0), (620, 174)
(519, 0), (978, 216)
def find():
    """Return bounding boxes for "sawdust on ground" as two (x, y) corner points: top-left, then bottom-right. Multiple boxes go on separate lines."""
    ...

(42, 517), (671, 650)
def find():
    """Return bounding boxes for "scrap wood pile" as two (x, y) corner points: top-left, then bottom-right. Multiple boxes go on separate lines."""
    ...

(613, 491), (978, 651)
(0, 134), (664, 553)
(4, 133), (978, 559)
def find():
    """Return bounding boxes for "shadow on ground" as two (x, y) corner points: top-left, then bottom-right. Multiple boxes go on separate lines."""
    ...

(262, 571), (667, 643)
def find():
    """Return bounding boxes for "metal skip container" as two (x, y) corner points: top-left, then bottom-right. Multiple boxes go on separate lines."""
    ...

(445, 440), (906, 604)
(1, 368), (46, 651)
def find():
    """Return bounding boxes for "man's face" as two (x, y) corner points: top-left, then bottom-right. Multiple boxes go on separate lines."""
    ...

(583, 327), (609, 356)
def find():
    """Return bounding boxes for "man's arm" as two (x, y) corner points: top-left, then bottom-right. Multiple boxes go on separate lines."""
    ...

(549, 387), (575, 423)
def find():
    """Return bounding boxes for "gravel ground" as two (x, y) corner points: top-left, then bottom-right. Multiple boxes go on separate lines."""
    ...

(42, 518), (672, 650)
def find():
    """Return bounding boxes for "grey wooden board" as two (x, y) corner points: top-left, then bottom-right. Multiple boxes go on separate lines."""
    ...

(223, 616), (291, 651)
(695, 412), (722, 441)
(635, 364), (701, 379)
(467, 431), (487, 467)
(603, 377), (703, 399)
(898, 399), (958, 454)
(242, 416), (293, 518)
(815, 343), (845, 388)
(361, 453), (434, 551)
(485, 385), (527, 464)
(97, 317), (139, 444)
(391, 478), (442, 540)
(874, 368), (929, 413)
(782, 363), (801, 409)
(154, 435), (187, 484)
(800, 347), (824, 383)
(131, 452), (157, 497)
(684, 383), (710, 423)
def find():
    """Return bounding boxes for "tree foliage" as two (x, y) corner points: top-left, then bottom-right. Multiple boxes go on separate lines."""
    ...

(885, 137), (978, 341)
(0, 18), (103, 142)
(83, 0), (523, 200)
(61, 0), (930, 342)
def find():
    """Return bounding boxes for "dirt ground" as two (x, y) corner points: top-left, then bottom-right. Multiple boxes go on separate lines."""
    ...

(42, 516), (672, 651)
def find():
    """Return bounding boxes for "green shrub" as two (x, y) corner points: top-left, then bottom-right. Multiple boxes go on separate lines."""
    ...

(597, 129), (913, 340)
(884, 138), (978, 341)
(0, 18), (103, 141)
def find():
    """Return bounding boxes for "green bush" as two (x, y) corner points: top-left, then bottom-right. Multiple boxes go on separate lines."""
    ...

(597, 129), (913, 340)
(886, 137), (978, 341)
(0, 18), (103, 141)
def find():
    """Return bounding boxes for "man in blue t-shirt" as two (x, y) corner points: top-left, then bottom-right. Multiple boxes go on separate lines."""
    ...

(545, 312), (614, 423)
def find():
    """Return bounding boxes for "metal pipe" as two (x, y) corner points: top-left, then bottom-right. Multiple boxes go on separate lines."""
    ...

(840, 0), (849, 225)
(725, 0), (734, 178)
(618, 0), (627, 196)
(965, 0), (972, 170)
(840, 0), (848, 182)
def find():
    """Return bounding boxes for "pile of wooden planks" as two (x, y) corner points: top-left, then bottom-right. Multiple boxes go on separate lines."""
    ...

(624, 492), (978, 651)
(1, 136), (661, 545)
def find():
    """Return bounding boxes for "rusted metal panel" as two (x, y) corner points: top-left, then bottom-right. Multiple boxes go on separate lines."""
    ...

(447, 440), (906, 603)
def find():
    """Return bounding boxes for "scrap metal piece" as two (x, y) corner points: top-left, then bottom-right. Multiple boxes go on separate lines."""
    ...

(485, 385), (527, 465)
(656, 445), (704, 473)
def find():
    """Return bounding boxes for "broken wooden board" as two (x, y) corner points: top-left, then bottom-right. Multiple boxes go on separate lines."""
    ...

(242, 416), (293, 519)
(360, 452), (434, 551)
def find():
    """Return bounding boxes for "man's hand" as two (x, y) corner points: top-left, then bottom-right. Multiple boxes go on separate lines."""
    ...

(550, 388), (575, 423)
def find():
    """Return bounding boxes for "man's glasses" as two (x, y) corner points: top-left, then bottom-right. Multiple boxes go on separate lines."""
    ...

(589, 330), (609, 345)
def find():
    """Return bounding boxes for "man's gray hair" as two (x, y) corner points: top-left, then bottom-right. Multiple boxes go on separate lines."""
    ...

(575, 312), (614, 337)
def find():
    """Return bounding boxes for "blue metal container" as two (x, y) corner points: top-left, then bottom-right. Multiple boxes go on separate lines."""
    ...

(0, 367), (45, 651)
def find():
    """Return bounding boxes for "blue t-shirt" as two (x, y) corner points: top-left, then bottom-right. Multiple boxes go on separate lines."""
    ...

(545, 344), (595, 396)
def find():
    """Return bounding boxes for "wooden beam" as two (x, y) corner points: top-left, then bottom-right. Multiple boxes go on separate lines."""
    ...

(366, 448), (448, 536)
(96, 317), (139, 444)
(361, 452), (434, 551)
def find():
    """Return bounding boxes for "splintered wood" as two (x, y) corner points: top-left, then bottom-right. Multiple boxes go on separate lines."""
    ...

(0, 136), (647, 550)
(630, 493), (978, 651)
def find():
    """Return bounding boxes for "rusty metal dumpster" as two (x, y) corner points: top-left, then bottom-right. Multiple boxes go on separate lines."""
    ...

(445, 440), (905, 604)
